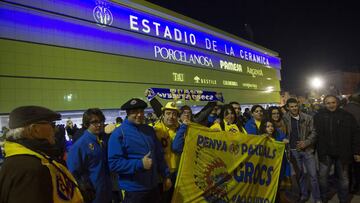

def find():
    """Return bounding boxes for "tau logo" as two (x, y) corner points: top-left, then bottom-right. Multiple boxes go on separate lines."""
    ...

(93, 2), (113, 27)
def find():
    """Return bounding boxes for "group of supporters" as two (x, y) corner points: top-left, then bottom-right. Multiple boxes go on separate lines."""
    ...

(0, 92), (359, 203)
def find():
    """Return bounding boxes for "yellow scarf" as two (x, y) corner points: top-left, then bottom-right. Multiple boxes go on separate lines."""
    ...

(210, 120), (248, 134)
(5, 141), (83, 203)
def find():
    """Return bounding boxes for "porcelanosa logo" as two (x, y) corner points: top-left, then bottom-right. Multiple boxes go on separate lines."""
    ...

(93, 1), (113, 27)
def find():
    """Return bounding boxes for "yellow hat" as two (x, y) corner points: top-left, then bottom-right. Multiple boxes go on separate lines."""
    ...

(161, 102), (180, 112)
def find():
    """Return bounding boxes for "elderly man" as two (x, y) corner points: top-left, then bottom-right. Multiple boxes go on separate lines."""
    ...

(0, 106), (83, 203)
(314, 95), (360, 203)
(108, 98), (171, 203)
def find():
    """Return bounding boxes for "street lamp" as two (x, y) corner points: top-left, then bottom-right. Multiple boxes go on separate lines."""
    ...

(310, 77), (323, 89)
(309, 76), (324, 102)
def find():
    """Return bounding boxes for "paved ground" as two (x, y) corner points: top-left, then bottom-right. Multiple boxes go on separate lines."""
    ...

(283, 176), (360, 203)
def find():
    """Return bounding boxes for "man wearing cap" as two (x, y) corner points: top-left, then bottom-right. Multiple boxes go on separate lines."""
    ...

(152, 101), (183, 202)
(0, 105), (83, 203)
(108, 98), (171, 203)
(67, 108), (112, 203)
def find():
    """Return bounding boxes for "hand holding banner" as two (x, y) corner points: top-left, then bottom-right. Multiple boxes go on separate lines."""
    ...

(145, 88), (224, 102)
(172, 124), (285, 203)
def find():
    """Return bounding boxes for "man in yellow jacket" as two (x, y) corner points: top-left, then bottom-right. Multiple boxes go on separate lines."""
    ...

(153, 102), (181, 203)
(0, 106), (83, 203)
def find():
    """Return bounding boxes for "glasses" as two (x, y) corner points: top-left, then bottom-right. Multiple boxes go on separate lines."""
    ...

(89, 120), (104, 126)
(254, 110), (263, 113)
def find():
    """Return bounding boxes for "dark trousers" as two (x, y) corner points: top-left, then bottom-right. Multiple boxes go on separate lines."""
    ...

(160, 172), (177, 203)
(319, 156), (349, 202)
(349, 161), (360, 192)
(111, 191), (122, 203)
(122, 187), (160, 203)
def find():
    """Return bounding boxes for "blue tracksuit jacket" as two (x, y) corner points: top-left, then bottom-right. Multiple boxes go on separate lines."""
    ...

(108, 119), (169, 192)
(67, 130), (112, 203)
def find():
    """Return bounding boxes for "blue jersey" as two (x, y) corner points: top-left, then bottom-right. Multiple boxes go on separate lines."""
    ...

(108, 119), (169, 192)
(245, 118), (260, 135)
(67, 130), (112, 203)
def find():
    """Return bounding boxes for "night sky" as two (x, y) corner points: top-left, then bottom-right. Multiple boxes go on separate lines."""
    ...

(146, 0), (360, 95)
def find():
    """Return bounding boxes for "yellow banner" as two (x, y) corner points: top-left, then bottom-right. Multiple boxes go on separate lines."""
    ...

(172, 124), (285, 203)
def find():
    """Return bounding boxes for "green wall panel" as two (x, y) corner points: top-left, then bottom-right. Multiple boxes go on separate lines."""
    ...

(0, 39), (280, 90)
(0, 76), (279, 113)
(0, 39), (280, 113)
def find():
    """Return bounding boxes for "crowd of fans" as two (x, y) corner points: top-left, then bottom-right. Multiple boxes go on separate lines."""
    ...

(0, 90), (359, 203)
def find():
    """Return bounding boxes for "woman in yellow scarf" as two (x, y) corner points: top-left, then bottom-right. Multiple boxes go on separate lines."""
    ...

(210, 104), (247, 134)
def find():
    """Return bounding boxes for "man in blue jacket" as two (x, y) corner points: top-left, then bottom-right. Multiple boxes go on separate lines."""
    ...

(108, 98), (171, 203)
(67, 108), (112, 203)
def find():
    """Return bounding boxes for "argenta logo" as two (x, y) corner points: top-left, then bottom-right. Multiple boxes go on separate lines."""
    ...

(93, 1), (113, 27)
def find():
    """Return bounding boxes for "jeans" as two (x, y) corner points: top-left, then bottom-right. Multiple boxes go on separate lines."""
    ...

(319, 156), (349, 202)
(291, 150), (321, 201)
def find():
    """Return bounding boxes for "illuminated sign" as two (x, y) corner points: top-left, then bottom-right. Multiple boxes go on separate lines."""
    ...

(1, 0), (281, 69)
(247, 67), (264, 77)
(220, 60), (243, 72)
(193, 76), (217, 85)
(154, 45), (214, 68)
(146, 88), (224, 102)
(243, 83), (258, 89)
(223, 80), (239, 86)
(93, 1), (113, 27)
(0, 3), (274, 79)
(172, 72), (184, 82)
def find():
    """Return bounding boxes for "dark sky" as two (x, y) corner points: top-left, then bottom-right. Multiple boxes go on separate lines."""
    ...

(146, 0), (360, 95)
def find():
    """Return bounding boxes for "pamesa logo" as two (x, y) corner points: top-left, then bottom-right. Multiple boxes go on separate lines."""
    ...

(93, 1), (113, 27)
